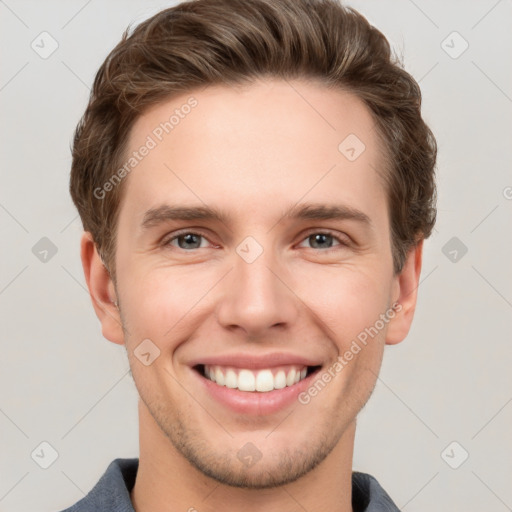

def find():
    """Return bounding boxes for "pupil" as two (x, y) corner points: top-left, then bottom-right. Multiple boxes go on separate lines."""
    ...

(312, 234), (331, 248)
(180, 234), (200, 249)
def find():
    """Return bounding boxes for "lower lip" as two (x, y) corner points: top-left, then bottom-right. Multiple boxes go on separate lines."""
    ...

(192, 366), (320, 416)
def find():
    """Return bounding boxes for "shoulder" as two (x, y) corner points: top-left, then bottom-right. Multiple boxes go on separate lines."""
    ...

(352, 471), (401, 512)
(56, 458), (139, 512)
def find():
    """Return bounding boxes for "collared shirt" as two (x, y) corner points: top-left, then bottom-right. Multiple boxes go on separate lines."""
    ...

(58, 458), (401, 511)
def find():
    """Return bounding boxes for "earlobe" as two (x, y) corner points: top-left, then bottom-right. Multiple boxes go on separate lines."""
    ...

(80, 232), (125, 345)
(385, 240), (424, 345)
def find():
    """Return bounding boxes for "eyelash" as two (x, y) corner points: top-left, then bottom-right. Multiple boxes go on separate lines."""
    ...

(161, 229), (350, 253)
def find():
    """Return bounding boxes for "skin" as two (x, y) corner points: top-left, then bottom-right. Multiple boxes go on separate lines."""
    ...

(81, 78), (423, 512)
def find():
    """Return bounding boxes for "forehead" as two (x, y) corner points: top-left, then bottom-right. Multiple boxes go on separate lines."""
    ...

(119, 78), (387, 229)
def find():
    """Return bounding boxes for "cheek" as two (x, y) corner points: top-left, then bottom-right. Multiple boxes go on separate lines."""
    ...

(298, 265), (391, 344)
(120, 265), (214, 343)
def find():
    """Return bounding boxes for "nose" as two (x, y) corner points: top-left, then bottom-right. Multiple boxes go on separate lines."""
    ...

(215, 243), (300, 339)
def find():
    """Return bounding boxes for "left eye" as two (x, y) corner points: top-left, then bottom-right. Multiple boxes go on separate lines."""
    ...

(297, 232), (345, 250)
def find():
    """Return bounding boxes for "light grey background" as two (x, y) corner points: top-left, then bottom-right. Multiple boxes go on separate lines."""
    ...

(1, 1), (511, 511)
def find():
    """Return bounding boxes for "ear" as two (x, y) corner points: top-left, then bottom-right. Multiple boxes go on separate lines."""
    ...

(385, 239), (424, 345)
(80, 231), (125, 345)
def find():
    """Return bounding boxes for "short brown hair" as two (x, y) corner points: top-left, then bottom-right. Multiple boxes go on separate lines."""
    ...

(70, 0), (437, 281)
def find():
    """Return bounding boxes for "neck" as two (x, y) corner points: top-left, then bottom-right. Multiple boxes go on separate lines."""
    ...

(130, 400), (355, 512)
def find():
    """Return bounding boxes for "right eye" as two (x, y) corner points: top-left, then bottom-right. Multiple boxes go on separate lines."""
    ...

(162, 231), (213, 251)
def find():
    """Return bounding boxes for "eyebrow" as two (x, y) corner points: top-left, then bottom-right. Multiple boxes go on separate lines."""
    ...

(141, 202), (373, 231)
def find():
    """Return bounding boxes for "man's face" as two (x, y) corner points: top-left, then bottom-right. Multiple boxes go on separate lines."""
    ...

(101, 79), (411, 488)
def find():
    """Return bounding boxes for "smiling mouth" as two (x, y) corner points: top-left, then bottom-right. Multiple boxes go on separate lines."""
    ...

(193, 364), (322, 393)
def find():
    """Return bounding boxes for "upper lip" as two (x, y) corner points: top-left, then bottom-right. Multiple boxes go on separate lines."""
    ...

(189, 352), (323, 370)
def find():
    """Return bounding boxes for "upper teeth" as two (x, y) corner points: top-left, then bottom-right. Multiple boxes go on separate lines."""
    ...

(204, 365), (308, 392)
